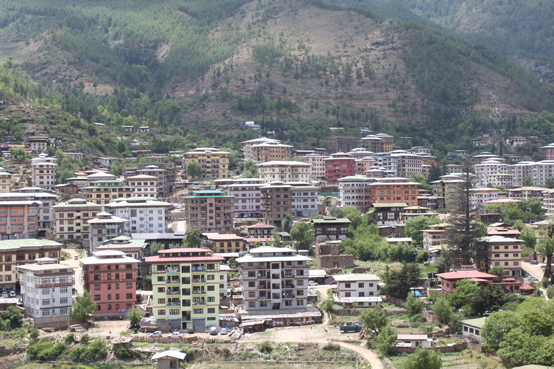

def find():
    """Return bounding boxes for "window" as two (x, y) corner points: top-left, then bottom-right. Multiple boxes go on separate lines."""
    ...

(108, 294), (112, 300)
(358, 283), (364, 288)
(60, 298), (68, 304)
(207, 286), (215, 291)
(61, 288), (68, 293)
(116, 283), (119, 290)
(208, 308), (215, 314)
(208, 297), (215, 302)
(126, 293), (132, 299)
(126, 283), (132, 289)
(248, 302), (256, 308)
(94, 295), (101, 301)
(116, 294), (120, 300)
(158, 310), (166, 315)
(345, 283), (351, 288)
(158, 298), (166, 304)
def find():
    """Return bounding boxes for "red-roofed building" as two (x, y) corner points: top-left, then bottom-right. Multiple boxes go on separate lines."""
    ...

(487, 228), (521, 239)
(436, 270), (496, 293)
(246, 224), (275, 239)
(202, 233), (246, 253)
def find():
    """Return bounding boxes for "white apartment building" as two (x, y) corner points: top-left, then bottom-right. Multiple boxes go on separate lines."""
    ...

(241, 137), (280, 160)
(394, 152), (423, 178)
(542, 189), (554, 213)
(333, 274), (382, 307)
(256, 161), (311, 183)
(31, 153), (56, 190)
(510, 161), (535, 188)
(0, 187), (59, 229)
(509, 160), (554, 188)
(236, 247), (310, 312)
(474, 159), (510, 187)
(126, 174), (158, 198)
(299, 154), (328, 178)
(487, 173), (514, 189)
(288, 182), (319, 217)
(226, 178), (265, 219)
(104, 197), (170, 234)
(338, 175), (373, 212)
(369, 154), (399, 176)
(347, 148), (374, 158)
(18, 258), (76, 318)
(469, 188), (500, 210)
(87, 212), (129, 252)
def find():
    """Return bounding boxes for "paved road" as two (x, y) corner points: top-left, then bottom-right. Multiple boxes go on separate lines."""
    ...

(61, 248), (84, 296)
(522, 261), (549, 300)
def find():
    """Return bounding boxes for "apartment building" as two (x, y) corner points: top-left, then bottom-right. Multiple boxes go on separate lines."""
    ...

(470, 188), (500, 210)
(0, 168), (12, 193)
(446, 164), (462, 174)
(333, 274), (382, 307)
(338, 175), (373, 212)
(53, 199), (103, 242)
(226, 178), (265, 219)
(422, 223), (447, 250)
(31, 153), (56, 190)
(542, 143), (554, 160)
(14, 187), (59, 229)
(96, 236), (148, 262)
(246, 224), (276, 239)
(355, 158), (374, 175)
(127, 174), (158, 198)
(236, 247), (310, 312)
(145, 248), (224, 331)
(372, 203), (407, 226)
(18, 258), (76, 318)
(260, 182), (292, 227)
(312, 217), (350, 243)
(370, 152), (399, 176)
(289, 182), (319, 218)
(529, 160), (554, 187)
(0, 239), (62, 293)
(0, 201), (41, 240)
(105, 197), (170, 234)
(542, 189), (554, 213)
(361, 133), (393, 153)
(183, 190), (233, 233)
(509, 187), (546, 201)
(137, 165), (170, 197)
(474, 153), (503, 164)
(324, 153), (356, 182)
(87, 212), (128, 252)
(81, 250), (140, 315)
(474, 159), (510, 187)
(251, 142), (293, 162)
(81, 179), (134, 205)
(328, 136), (361, 154)
(242, 138), (280, 160)
(485, 236), (523, 277)
(348, 148), (374, 159)
(404, 206), (437, 222)
(395, 152), (423, 178)
(182, 148), (229, 181)
(431, 179), (464, 209)
(203, 234), (246, 254)
(487, 173), (514, 189)
(257, 161), (311, 183)
(299, 154), (327, 179)
(370, 177), (418, 207)
(28, 137), (48, 152)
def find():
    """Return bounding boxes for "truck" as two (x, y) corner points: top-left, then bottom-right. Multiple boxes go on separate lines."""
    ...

(340, 323), (362, 333)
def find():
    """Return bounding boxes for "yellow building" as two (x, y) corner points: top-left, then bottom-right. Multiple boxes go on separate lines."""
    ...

(183, 148), (229, 180)
(251, 142), (293, 163)
(431, 179), (463, 209)
(81, 179), (134, 205)
(203, 234), (246, 253)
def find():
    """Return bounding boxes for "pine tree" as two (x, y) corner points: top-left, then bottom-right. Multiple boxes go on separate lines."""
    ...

(444, 159), (488, 266)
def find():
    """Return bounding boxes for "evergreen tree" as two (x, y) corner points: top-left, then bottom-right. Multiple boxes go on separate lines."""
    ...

(537, 221), (554, 278)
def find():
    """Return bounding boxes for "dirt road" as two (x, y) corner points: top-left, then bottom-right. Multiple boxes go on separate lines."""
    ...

(522, 261), (544, 280)
(61, 248), (84, 295)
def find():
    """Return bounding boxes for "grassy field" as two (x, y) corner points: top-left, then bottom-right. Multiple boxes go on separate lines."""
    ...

(190, 363), (357, 369)
(389, 350), (505, 369)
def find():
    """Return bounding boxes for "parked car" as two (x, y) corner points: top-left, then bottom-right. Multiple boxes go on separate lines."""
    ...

(329, 281), (337, 285)
(308, 281), (318, 286)
(530, 260), (538, 265)
(149, 331), (162, 337)
(74, 255), (79, 260)
(188, 328), (195, 334)
(529, 276), (539, 281)
(220, 328), (228, 335)
(208, 327), (219, 335)
(9, 291), (15, 298)
(168, 332), (181, 337)
(340, 323), (362, 333)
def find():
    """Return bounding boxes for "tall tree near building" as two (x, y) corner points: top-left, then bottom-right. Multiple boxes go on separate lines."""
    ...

(182, 228), (202, 248)
(444, 159), (488, 266)
(186, 161), (202, 179)
(290, 221), (315, 250)
(70, 292), (98, 322)
(537, 221), (554, 278)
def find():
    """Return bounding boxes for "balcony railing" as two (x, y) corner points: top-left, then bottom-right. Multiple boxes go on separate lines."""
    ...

(166, 290), (180, 295)
(166, 302), (181, 306)
(166, 280), (180, 285)
(192, 279), (206, 284)
(192, 290), (206, 295)
(192, 300), (206, 306)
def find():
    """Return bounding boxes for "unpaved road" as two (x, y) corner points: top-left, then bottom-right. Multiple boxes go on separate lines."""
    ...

(61, 248), (84, 295)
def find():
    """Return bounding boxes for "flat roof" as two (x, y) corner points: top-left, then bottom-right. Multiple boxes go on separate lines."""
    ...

(236, 254), (311, 263)
(372, 203), (408, 208)
(461, 317), (486, 329)
(80, 254), (140, 265)
(311, 217), (351, 224)
(333, 274), (381, 282)
(17, 263), (77, 272)
(0, 239), (62, 250)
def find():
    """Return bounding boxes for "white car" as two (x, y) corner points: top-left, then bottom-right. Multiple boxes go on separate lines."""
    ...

(168, 332), (181, 337)
(308, 281), (319, 286)
(149, 331), (162, 337)
(220, 328), (228, 335)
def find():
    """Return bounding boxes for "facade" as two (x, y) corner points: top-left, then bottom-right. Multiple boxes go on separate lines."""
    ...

(182, 190), (233, 233)
(289, 182), (319, 218)
(395, 153), (423, 178)
(403, 206), (437, 222)
(485, 236), (523, 277)
(226, 178), (264, 219)
(0, 168), (12, 193)
(202, 234), (246, 254)
(81, 179), (134, 205)
(324, 153), (356, 182)
(96, 236), (148, 261)
(105, 197), (169, 234)
(436, 270), (496, 293)
(361, 134), (393, 153)
(14, 187), (59, 229)
(372, 203), (407, 226)
(127, 174), (158, 198)
(87, 212), (128, 252)
(137, 165), (170, 198)
(81, 250), (140, 315)
(312, 217), (350, 243)
(31, 153), (57, 190)
(338, 175), (373, 212)
(257, 161), (311, 183)
(432, 179), (464, 209)
(18, 258), (75, 318)
(333, 274), (382, 307)
(446, 164), (462, 174)
(53, 199), (103, 242)
(246, 224), (276, 239)
(370, 177), (418, 207)
(145, 248), (224, 330)
(509, 187), (546, 201)
(542, 189), (554, 213)
(355, 158), (374, 175)
(299, 155), (327, 178)
(251, 142), (293, 162)
(469, 188), (500, 210)
(487, 173), (514, 189)
(542, 143), (554, 160)
(236, 247), (310, 312)
(0, 201), (41, 240)
(474, 159), (509, 187)
(241, 138), (280, 160)
(182, 148), (229, 181)
(328, 136), (361, 154)
(260, 182), (292, 227)
(422, 223), (447, 250)
(0, 239), (62, 293)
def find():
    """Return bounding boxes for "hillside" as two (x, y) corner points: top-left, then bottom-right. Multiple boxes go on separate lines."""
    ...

(0, 0), (553, 156)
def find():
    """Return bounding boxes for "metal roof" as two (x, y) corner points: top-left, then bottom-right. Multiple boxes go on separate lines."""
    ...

(151, 350), (186, 361)
(333, 274), (381, 282)
(0, 239), (62, 250)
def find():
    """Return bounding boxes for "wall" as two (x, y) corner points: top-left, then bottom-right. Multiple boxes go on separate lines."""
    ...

(317, 255), (355, 269)
(31, 315), (73, 330)
(390, 341), (466, 354)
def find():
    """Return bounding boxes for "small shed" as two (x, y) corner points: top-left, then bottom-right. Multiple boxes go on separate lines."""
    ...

(461, 317), (486, 342)
(397, 334), (431, 348)
(152, 350), (186, 369)
(308, 269), (327, 285)
(520, 283), (535, 295)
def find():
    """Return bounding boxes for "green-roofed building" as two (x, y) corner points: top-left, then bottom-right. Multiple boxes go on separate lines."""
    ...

(183, 190), (234, 233)
(312, 217), (350, 243)
(461, 317), (487, 342)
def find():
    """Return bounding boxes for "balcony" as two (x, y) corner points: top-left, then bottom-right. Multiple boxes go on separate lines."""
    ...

(166, 279), (180, 285)
(166, 301), (181, 306)
(192, 300), (206, 306)
(166, 290), (180, 296)
(191, 278), (206, 284)
(192, 289), (206, 295)
(257, 274), (269, 280)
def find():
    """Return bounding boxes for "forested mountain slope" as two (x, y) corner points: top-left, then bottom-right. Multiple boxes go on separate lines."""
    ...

(0, 0), (554, 155)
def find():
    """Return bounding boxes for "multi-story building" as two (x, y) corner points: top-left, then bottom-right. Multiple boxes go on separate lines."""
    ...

(31, 153), (56, 190)
(289, 182), (319, 218)
(446, 164), (462, 174)
(145, 248), (224, 331)
(312, 217), (350, 243)
(226, 178), (264, 219)
(370, 177), (418, 207)
(328, 136), (361, 154)
(236, 247), (310, 312)
(422, 223), (447, 250)
(251, 142), (293, 162)
(361, 133), (393, 153)
(485, 236), (523, 277)
(417, 195), (445, 210)
(338, 175), (373, 212)
(395, 152), (423, 178)
(202, 234), (246, 254)
(474, 159), (510, 187)
(126, 174), (158, 198)
(299, 154), (328, 179)
(260, 182), (292, 227)
(372, 203), (407, 226)
(542, 189), (554, 213)
(242, 138), (280, 160)
(81, 250), (140, 315)
(348, 148), (374, 159)
(0, 239), (62, 293)
(246, 224), (275, 239)
(53, 199), (103, 242)
(487, 173), (514, 189)
(14, 187), (58, 229)
(0, 168), (12, 193)
(333, 274), (382, 307)
(470, 188), (500, 210)
(431, 179), (464, 209)
(403, 206), (438, 222)
(542, 143), (554, 160)
(182, 148), (229, 181)
(257, 161), (311, 183)
(509, 187), (546, 201)
(137, 165), (170, 198)
(87, 212), (128, 252)
(183, 190), (233, 233)
(509, 161), (535, 187)
(370, 153), (399, 176)
(105, 197), (170, 234)
(28, 137), (49, 152)
(81, 179), (134, 205)
(474, 153), (502, 165)
(324, 153), (356, 182)
(355, 158), (374, 175)
(96, 236), (148, 262)
(0, 200), (41, 240)
(18, 258), (76, 318)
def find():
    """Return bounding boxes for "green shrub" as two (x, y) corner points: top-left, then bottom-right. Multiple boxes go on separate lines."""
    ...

(80, 333), (90, 344)
(115, 345), (134, 359)
(258, 341), (273, 353)
(64, 333), (74, 344)
(29, 328), (39, 341)
(409, 314), (427, 324)
(322, 342), (341, 351)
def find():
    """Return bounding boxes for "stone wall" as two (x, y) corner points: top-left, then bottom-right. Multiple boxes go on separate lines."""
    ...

(317, 255), (355, 269)
(32, 315), (75, 330)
